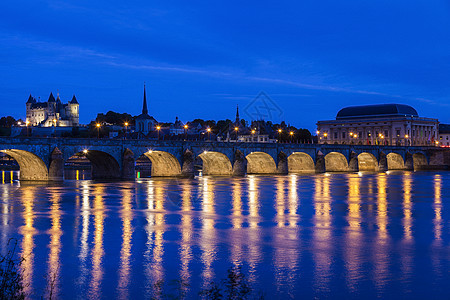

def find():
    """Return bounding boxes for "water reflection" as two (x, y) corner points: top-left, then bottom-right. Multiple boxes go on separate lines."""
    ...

(117, 186), (133, 299)
(1, 172), (450, 298)
(89, 185), (105, 298)
(47, 192), (62, 298)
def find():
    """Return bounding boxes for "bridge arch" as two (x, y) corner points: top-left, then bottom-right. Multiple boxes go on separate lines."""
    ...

(324, 152), (348, 172)
(198, 151), (232, 175)
(0, 149), (48, 180)
(72, 150), (121, 179)
(357, 152), (379, 171)
(288, 152), (315, 173)
(413, 153), (427, 170)
(144, 150), (181, 177)
(387, 152), (405, 170)
(246, 152), (277, 174)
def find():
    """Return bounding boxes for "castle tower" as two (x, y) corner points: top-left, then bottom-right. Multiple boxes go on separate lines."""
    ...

(68, 95), (79, 126)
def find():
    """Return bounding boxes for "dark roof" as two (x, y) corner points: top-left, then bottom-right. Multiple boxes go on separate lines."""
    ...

(136, 113), (156, 121)
(30, 102), (48, 109)
(26, 94), (36, 104)
(336, 104), (418, 120)
(70, 95), (78, 104)
(48, 92), (56, 102)
(439, 124), (450, 134)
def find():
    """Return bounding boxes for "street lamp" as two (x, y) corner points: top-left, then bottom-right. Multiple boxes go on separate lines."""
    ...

(290, 131), (294, 143)
(278, 129), (282, 143)
(184, 124), (188, 140)
(156, 125), (161, 140)
(405, 134), (409, 146)
(26, 120), (30, 137)
(124, 122), (128, 139)
(234, 126), (239, 141)
(96, 123), (101, 138)
(207, 127), (211, 141)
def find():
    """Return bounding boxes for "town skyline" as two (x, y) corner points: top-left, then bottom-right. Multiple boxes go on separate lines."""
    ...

(1, 1), (450, 132)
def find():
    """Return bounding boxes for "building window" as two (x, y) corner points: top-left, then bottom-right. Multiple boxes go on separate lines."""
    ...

(334, 132), (338, 139)
(385, 130), (389, 137)
(359, 132), (362, 139)
(396, 130), (400, 137)
(342, 132), (346, 139)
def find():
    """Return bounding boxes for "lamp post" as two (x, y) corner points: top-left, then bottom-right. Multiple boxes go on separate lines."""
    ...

(207, 127), (211, 141)
(53, 119), (57, 138)
(96, 123), (101, 138)
(234, 126), (239, 141)
(290, 131), (294, 143)
(124, 122), (128, 139)
(405, 134), (409, 146)
(156, 125), (161, 140)
(26, 120), (30, 137)
(278, 129), (282, 143)
(184, 124), (188, 140)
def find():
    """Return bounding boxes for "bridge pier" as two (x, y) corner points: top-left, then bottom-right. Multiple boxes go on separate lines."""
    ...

(181, 149), (195, 178)
(315, 152), (326, 173)
(405, 153), (414, 171)
(277, 152), (288, 174)
(348, 152), (358, 172)
(122, 148), (135, 180)
(232, 150), (246, 176)
(379, 153), (388, 172)
(48, 147), (64, 181)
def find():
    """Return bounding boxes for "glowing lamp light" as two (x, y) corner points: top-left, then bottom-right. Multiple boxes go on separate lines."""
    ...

(251, 130), (256, 134)
(83, 149), (88, 154)
(26, 120), (30, 126)
(96, 123), (101, 128)
(316, 130), (320, 135)
(124, 122), (128, 126)
(17, 121), (22, 125)
(156, 125), (161, 130)
(405, 134), (409, 138)
(148, 150), (153, 154)
(278, 129), (282, 133)
(234, 127), (239, 131)
(290, 131), (294, 136)
(207, 128), (211, 132)
(184, 124), (188, 129)
(324, 133), (328, 137)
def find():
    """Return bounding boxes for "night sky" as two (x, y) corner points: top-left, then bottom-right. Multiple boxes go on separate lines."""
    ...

(1, 1), (450, 131)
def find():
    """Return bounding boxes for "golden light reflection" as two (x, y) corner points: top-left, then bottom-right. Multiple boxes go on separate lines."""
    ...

(76, 169), (79, 181)
(345, 175), (362, 292)
(376, 174), (388, 238)
(89, 185), (105, 298)
(313, 175), (332, 290)
(232, 180), (243, 229)
(403, 173), (413, 240)
(20, 187), (36, 296)
(2, 170), (4, 184)
(117, 186), (133, 299)
(78, 181), (90, 287)
(1, 186), (9, 253)
(180, 181), (193, 284)
(275, 176), (285, 227)
(434, 174), (442, 241)
(200, 177), (216, 286)
(144, 180), (165, 289)
(248, 176), (259, 228)
(47, 192), (62, 298)
(289, 175), (299, 227)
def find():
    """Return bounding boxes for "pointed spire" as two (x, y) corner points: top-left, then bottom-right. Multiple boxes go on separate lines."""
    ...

(70, 94), (78, 104)
(48, 92), (56, 102)
(235, 104), (240, 125)
(26, 94), (35, 104)
(142, 83), (148, 115)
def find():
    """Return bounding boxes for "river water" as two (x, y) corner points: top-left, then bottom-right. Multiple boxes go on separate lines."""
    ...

(1, 170), (450, 299)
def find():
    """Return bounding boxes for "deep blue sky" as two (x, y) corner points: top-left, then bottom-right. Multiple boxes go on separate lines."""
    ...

(1, 1), (450, 131)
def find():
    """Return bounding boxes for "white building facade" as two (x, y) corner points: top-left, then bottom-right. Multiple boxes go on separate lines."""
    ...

(26, 92), (79, 127)
(317, 104), (439, 146)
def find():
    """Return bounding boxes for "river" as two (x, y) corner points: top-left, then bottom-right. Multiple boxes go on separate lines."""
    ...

(1, 170), (450, 298)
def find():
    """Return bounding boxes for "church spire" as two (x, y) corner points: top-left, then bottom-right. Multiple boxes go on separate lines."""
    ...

(235, 104), (240, 125)
(142, 83), (148, 115)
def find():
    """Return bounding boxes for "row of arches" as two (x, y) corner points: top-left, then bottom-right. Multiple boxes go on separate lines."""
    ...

(0, 148), (429, 181)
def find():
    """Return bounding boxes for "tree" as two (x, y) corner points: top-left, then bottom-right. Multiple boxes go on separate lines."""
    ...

(0, 116), (16, 128)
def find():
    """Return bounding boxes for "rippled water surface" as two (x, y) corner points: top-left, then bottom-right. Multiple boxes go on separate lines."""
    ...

(1, 171), (450, 298)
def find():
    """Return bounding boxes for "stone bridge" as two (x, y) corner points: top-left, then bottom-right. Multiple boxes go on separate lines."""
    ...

(0, 137), (448, 181)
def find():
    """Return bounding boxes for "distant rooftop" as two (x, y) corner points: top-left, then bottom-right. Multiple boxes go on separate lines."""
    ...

(336, 104), (419, 120)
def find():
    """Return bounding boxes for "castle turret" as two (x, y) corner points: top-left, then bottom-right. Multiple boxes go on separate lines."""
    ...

(68, 94), (79, 126)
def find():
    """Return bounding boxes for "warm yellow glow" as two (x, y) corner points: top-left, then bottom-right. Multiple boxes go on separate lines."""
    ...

(323, 133), (328, 137)
(26, 120), (30, 126)
(403, 173), (412, 240)
(148, 150), (153, 154)
(316, 130), (320, 134)
(47, 193), (62, 298)
(234, 127), (239, 131)
(96, 123), (100, 128)
(20, 188), (36, 296)
(156, 125), (161, 130)
(435, 140), (439, 145)
(251, 130), (256, 134)
(405, 134), (409, 139)
(53, 119), (57, 123)
(124, 122), (128, 126)
(117, 187), (133, 298)
(434, 174), (442, 240)
(353, 134), (358, 138)
(278, 129), (282, 133)
(83, 149), (88, 154)
(184, 124), (188, 129)
(290, 131), (294, 135)
(207, 128), (211, 132)
(17, 121), (22, 125)
(350, 132), (353, 136)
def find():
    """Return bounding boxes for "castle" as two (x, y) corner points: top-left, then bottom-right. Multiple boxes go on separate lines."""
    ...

(26, 92), (79, 127)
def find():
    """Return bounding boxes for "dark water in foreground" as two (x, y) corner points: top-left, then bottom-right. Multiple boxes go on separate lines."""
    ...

(1, 171), (450, 299)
